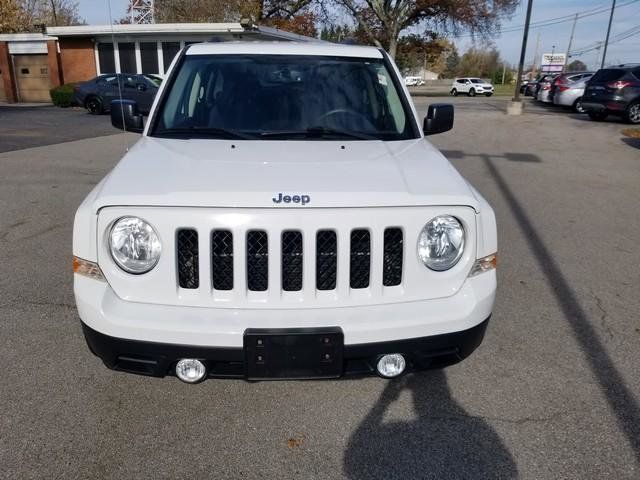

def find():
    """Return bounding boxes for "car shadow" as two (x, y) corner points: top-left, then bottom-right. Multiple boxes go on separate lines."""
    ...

(567, 113), (626, 124)
(621, 136), (640, 149)
(343, 371), (518, 480)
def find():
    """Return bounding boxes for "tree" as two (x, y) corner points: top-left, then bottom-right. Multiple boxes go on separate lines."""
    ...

(567, 59), (587, 72)
(266, 12), (317, 36)
(320, 24), (356, 42)
(155, 0), (257, 23)
(0, 0), (24, 32)
(442, 45), (460, 78)
(155, 0), (316, 36)
(394, 34), (452, 75)
(457, 46), (500, 78)
(0, 0), (82, 32)
(333, 0), (518, 58)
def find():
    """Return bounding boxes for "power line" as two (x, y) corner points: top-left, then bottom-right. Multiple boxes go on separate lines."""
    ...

(570, 25), (640, 55)
(448, 0), (639, 39)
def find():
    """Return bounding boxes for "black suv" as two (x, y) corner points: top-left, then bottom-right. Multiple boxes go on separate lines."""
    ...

(582, 64), (640, 124)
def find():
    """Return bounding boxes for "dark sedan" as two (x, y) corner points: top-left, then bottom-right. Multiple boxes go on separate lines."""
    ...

(73, 73), (162, 115)
(582, 64), (640, 124)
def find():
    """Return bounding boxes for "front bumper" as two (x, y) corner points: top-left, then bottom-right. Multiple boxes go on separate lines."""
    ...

(82, 317), (490, 379)
(75, 271), (495, 347)
(75, 271), (495, 380)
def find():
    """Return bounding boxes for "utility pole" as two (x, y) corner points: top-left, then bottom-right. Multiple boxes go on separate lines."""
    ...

(511, 0), (534, 109)
(564, 13), (578, 72)
(502, 63), (507, 85)
(601, 0), (617, 68)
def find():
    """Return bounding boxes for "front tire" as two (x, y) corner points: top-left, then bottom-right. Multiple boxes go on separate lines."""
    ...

(485, 93), (493, 97)
(624, 101), (640, 124)
(85, 96), (103, 115)
(573, 97), (586, 113)
(451, 88), (458, 96)
(588, 111), (608, 121)
(468, 88), (476, 97)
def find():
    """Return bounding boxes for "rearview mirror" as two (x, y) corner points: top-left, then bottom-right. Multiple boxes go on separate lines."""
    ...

(423, 104), (454, 136)
(110, 99), (144, 133)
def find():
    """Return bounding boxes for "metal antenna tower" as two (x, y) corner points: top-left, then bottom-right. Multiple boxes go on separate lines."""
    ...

(129, 0), (155, 24)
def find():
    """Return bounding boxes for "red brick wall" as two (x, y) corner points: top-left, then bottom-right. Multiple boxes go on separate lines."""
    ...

(47, 40), (62, 88)
(59, 37), (97, 84)
(0, 42), (18, 102)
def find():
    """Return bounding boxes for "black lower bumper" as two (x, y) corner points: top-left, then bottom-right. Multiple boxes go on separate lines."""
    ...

(581, 101), (607, 112)
(81, 317), (490, 380)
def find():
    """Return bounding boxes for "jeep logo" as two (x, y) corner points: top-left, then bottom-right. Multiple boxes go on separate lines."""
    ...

(272, 193), (311, 206)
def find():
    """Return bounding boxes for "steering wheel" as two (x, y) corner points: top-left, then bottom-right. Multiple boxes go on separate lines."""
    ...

(314, 109), (372, 128)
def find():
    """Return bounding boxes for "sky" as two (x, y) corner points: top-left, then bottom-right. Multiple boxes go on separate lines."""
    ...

(78, 0), (639, 70)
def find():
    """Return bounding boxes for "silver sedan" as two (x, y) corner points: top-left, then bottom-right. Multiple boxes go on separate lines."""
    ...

(552, 72), (594, 112)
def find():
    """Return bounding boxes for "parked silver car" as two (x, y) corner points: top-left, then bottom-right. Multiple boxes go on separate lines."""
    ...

(552, 72), (595, 112)
(536, 74), (559, 103)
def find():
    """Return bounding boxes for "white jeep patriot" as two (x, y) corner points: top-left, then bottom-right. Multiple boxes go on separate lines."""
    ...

(73, 42), (497, 383)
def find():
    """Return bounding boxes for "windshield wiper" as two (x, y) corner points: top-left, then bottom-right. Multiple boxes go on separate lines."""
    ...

(154, 126), (253, 140)
(259, 126), (376, 140)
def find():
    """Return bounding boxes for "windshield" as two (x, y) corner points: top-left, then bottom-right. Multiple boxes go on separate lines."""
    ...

(470, 79), (484, 84)
(590, 69), (625, 83)
(152, 54), (416, 140)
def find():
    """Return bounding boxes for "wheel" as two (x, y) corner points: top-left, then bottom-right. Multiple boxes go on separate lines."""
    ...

(573, 97), (586, 113)
(588, 111), (608, 121)
(85, 96), (103, 115)
(624, 101), (640, 124)
(485, 93), (493, 97)
(468, 88), (476, 97)
(450, 88), (458, 97)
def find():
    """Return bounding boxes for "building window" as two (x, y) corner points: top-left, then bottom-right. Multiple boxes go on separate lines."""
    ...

(162, 42), (180, 72)
(140, 42), (159, 74)
(98, 42), (115, 74)
(118, 42), (136, 74)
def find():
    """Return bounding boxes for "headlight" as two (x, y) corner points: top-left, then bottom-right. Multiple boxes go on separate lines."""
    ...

(109, 217), (161, 274)
(417, 215), (465, 271)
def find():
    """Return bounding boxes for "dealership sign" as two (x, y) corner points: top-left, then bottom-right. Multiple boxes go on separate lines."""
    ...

(541, 53), (566, 72)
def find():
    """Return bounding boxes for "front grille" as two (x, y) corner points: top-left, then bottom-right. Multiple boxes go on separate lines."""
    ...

(247, 230), (268, 291)
(316, 230), (337, 291)
(211, 230), (233, 290)
(177, 229), (198, 289)
(176, 226), (404, 294)
(350, 229), (371, 289)
(383, 228), (403, 286)
(282, 231), (303, 291)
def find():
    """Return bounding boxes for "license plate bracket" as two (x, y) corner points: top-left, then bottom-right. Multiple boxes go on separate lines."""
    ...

(244, 327), (344, 380)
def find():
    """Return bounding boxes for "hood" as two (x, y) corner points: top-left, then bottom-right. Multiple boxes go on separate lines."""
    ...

(92, 136), (479, 211)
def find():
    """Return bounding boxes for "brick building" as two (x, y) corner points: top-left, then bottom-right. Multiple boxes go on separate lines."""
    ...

(0, 23), (313, 103)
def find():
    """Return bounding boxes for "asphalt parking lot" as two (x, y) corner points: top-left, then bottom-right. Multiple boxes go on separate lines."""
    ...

(1, 97), (639, 479)
(0, 105), (116, 153)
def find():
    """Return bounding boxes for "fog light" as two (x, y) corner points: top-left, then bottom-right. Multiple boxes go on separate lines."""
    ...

(376, 354), (406, 378)
(175, 359), (206, 383)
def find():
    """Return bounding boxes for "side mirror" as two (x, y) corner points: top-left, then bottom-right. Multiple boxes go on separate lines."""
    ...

(110, 99), (144, 133)
(423, 103), (454, 136)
